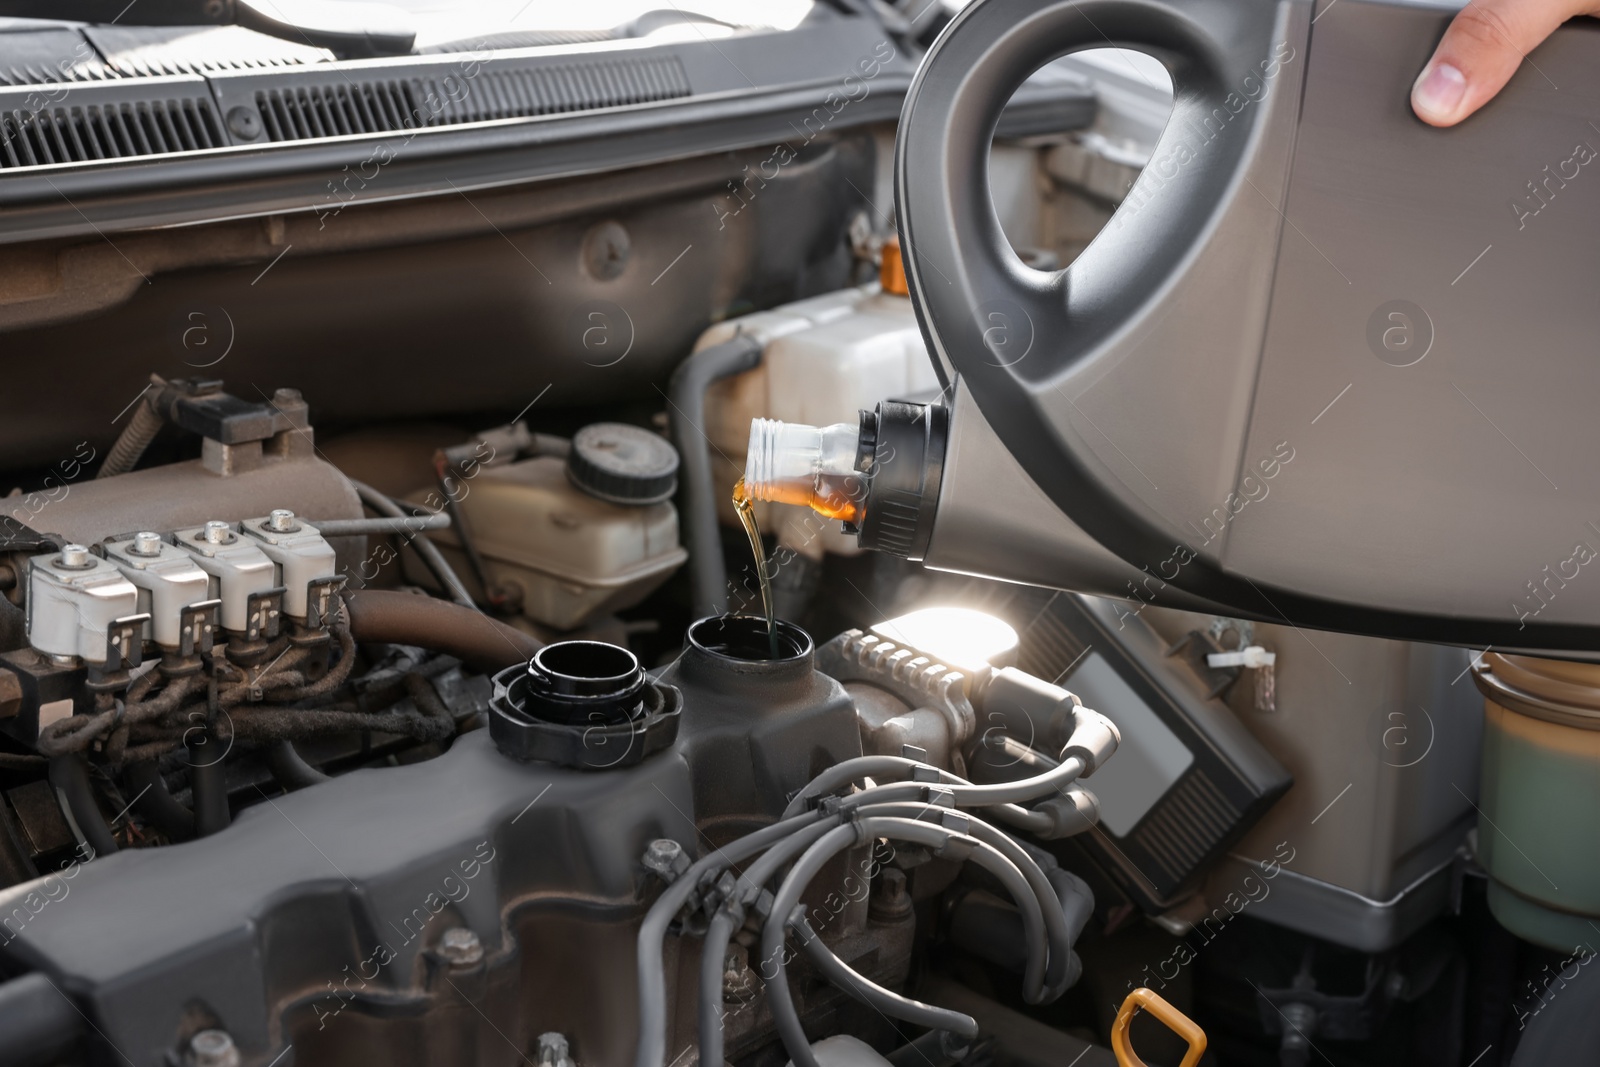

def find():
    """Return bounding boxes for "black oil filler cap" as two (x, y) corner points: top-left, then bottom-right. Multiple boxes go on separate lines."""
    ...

(566, 422), (679, 505)
(489, 640), (681, 769)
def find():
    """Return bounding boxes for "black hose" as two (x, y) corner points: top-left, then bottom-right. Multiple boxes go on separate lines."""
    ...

(349, 480), (477, 609)
(264, 740), (329, 790)
(123, 761), (195, 842)
(667, 334), (763, 618)
(188, 730), (231, 837)
(0, 973), (86, 1067)
(47, 754), (117, 858)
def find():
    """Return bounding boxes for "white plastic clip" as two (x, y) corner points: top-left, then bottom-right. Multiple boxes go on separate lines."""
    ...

(1207, 645), (1277, 670)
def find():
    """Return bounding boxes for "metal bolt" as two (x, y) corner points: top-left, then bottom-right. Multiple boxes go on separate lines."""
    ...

(273, 387), (302, 405)
(642, 838), (686, 881)
(187, 1029), (240, 1067)
(438, 926), (483, 967)
(201, 521), (235, 545)
(266, 509), (297, 532)
(129, 531), (163, 557)
(56, 544), (91, 568)
(536, 1032), (575, 1067)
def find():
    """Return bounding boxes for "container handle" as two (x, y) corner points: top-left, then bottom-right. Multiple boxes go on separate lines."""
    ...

(1111, 987), (1207, 1067)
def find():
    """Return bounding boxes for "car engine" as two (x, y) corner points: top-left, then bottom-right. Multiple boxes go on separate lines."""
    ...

(0, 2), (1589, 1066)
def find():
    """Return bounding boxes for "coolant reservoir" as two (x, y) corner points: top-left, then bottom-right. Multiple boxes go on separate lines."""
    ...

(412, 424), (686, 631)
(697, 239), (939, 557)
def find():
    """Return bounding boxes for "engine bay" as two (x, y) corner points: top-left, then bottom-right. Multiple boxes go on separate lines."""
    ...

(0, 3), (1587, 1066)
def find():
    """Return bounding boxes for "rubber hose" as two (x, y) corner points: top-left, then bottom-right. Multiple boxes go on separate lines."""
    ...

(634, 811), (823, 1067)
(791, 921), (980, 1038)
(667, 334), (763, 618)
(698, 818), (846, 1065)
(123, 761), (195, 842)
(188, 730), (230, 837)
(344, 589), (541, 673)
(47, 754), (117, 858)
(97, 375), (166, 479)
(781, 754), (1054, 833)
(264, 740), (329, 790)
(858, 801), (1073, 1000)
(348, 480), (477, 609)
(0, 973), (85, 1067)
(813, 811), (1053, 1002)
(698, 908), (740, 1067)
(762, 818), (1047, 1067)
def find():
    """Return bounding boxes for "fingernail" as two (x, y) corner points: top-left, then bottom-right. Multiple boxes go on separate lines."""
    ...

(1412, 61), (1467, 121)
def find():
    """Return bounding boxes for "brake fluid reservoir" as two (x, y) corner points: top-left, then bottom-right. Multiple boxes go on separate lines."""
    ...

(696, 238), (940, 557)
(411, 423), (687, 632)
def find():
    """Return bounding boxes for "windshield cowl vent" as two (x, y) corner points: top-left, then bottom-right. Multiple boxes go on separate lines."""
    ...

(0, 94), (224, 169)
(249, 54), (691, 143)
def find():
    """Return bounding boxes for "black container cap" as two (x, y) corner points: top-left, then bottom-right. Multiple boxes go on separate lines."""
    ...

(566, 422), (679, 505)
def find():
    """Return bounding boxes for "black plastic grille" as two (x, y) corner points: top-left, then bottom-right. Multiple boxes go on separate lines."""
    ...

(254, 81), (420, 141)
(426, 56), (692, 123)
(0, 97), (224, 168)
(252, 56), (691, 143)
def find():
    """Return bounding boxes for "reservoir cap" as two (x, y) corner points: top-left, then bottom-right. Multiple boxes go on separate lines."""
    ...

(566, 422), (679, 505)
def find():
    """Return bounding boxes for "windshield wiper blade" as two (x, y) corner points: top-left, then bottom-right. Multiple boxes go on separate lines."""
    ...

(0, 0), (416, 59)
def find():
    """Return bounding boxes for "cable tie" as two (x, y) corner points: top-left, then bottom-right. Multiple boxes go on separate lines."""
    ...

(938, 809), (971, 835)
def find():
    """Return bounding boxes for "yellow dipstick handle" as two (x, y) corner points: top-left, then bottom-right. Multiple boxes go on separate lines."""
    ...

(1111, 987), (1207, 1067)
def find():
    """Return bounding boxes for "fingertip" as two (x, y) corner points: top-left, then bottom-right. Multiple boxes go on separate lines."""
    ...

(1411, 59), (1469, 126)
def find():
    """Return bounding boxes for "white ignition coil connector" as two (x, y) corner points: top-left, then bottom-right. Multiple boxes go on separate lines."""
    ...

(175, 520), (280, 635)
(27, 545), (140, 665)
(239, 510), (338, 622)
(103, 532), (214, 652)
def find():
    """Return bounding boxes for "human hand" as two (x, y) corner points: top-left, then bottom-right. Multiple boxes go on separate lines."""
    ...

(1411, 0), (1599, 126)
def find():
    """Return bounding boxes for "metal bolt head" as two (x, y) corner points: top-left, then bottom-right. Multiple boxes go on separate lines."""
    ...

(129, 531), (163, 557)
(56, 544), (92, 569)
(642, 838), (686, 881)
(188, 1029), (240, 1067)
(536, 1032), (573, 1067)
(266, 509), (297, 532)
(201, 521), (235, 545)
(438, 926), (483, 967)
